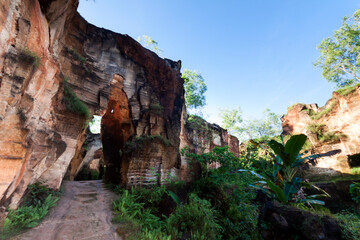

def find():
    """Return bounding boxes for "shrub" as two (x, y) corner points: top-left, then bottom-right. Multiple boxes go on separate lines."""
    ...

(351, 167), (360, 175)
(245, 134), (328, 206)
(63, 78), (90, 118)
(165, 193), (222, 240)
(113, 186), (169, 229)
(19, 48), (40, 68)
(335, 83), (360, 96)
(349, 182), (360, 204)
(311, 100), (337, 120)
(307, 123), (344, 143)
(150, 103), (163, 115)
(287, 103), (303, 111)
(1, 183), (60, 239)
(335, 210), (360, 240)
(69, 49), (85, 64)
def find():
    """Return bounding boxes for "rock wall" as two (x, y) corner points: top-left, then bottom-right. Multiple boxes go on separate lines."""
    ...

(282, 86), (360, 177)
(179, 113), (239, 180)
(0, 0), (184, 207)
(0, 0), (239, 208)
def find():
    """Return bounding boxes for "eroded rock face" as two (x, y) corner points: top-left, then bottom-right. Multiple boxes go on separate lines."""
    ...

(179, 112), (239, 181)
(0, 0), (239, 208)
(282, 87), (360, 178)
(0, 0), (184, 207)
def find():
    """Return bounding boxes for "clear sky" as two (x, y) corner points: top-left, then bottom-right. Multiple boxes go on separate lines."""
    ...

(78, 0), (360, 125)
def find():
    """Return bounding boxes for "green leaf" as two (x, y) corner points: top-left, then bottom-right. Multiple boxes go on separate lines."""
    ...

(266, 179), (288, 203)
(300, 199), (325, 205)
(249, 184), (274, 199)
(284, 178), (301, 201)
(284, 134), (307, 164)
(268, 140), (288, 164)
(168, 190), (181, 205)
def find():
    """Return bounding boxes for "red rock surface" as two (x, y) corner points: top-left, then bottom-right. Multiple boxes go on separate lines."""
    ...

(0, 0), (184, 208)
(0, 0), (239, 210)
(282, 87), (360, 178)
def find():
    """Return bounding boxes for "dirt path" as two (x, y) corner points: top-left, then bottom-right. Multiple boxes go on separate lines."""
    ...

(13, 180), (120, 240)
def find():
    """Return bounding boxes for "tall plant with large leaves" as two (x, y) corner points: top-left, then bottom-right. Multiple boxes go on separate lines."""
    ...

(245, 134), (329, 205)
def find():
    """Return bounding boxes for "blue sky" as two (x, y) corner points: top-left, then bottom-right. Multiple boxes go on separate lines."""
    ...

(78, 0), (360, 124)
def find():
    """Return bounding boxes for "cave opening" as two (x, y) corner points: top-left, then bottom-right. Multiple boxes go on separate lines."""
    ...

(101, 74), (134, 185)
(73, 116), (103, 181)
(348, 153), (360, 168)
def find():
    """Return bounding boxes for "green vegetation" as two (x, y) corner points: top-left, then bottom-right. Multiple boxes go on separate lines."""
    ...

(150, 103), (163, 115)
(186, 114), (207, 129)
(137, 35), (163, 56)
(351, 167), (360, 175)
(335, 211), (360, 240)
(335, 83), (360, 96)
(63, 78), (90, 118)
(310, 100), (338, 120)
(244, 134), (328, 205)
(306, 123), (345, 143)
(219, 107), (243, 137)
(69, 49), (85, 64)
(110, 133), (360, 239)
(112, 146), (260, 239)
(287, 103), (302, 111)
(20, 48), (40, 68)
(1, 183), (60, 239)
(124, 135), (171, 154)
(219, 108), (282, 142)
(185, 115), (213, 148)
(181, 70), (207, 112)
(165, 193), (222, 239)
(314, 9), (360, 88)
(350, 182), (360, 204)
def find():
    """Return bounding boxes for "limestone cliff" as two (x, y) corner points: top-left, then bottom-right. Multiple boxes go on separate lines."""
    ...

(282, 86), (360, 178)
(0, 0), (239, 208)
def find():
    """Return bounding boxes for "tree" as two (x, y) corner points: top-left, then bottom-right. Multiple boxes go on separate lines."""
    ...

(219, 108), (281, 141)
(181, 70), (207, 113)
(243, 109), (282, 140)
(315, 9), (360, 88)
(137, 35), (163, 56)
(220, 107), (244, 137)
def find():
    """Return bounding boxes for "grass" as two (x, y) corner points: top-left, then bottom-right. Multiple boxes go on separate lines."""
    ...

(150, 103), (164, 115)
(19, 48), (40, 68)
(124, 135), (171, 154)
(351, 167), (360, 175)
(335, 210), (360, 240)
(63, 78), (90, 118)
(350, 182), (360, 204)
(306, 123), (345, 143)
(112, 186), (223, 240)
(0, 183), (60, 239)
(310, 99), (338, 120)
(335, 83), (360, 96)
(302, 139), (313, 150)
(185, 115), (213, 146)
(287, 103), (303, 111)
(69, 49), (85, 64)
(111, 145), (261, 240)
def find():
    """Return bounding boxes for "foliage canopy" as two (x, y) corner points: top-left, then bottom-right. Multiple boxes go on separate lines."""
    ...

(137, 35), (163, 56)
(220, 107), (243, 137)
(181, 70), (207, 112)
(315, 9), (360, 87)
